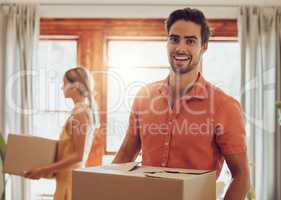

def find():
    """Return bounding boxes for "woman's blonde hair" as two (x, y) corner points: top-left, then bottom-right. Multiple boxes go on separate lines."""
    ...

(64, 67), (100, 128)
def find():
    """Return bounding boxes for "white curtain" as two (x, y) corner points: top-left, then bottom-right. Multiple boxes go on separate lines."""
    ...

(0, 3), (39, 200)
(239, 7), (281, 200)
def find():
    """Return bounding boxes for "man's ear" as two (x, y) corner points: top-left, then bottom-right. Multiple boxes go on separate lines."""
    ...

(202, 42), (208, 53)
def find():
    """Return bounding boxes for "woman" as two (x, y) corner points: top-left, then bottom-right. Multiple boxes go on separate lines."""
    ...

(24, 67), (99, 200)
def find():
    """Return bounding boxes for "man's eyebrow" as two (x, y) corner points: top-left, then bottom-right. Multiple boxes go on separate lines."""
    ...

(168, 34), (198, 40)
(184, 35), (198, 40)
(168, 34), (179, 38)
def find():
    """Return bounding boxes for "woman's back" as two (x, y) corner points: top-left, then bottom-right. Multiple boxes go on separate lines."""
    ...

(54, 102), (93, 200)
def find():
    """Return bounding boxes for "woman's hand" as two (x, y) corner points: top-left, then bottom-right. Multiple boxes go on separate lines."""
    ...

(23, 167), (50, 180)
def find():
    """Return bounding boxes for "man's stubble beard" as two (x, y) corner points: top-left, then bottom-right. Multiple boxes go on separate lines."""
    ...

(171, 57), (196, 75)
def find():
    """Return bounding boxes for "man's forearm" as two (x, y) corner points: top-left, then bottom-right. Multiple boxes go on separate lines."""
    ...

(112, 148), (135, 163)
(112, 133), (141, 163)
(112, 142), (140, 164)
(224, 176), (250, 200)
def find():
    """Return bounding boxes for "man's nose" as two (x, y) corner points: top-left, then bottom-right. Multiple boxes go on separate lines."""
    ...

(175, 40), (187, 52)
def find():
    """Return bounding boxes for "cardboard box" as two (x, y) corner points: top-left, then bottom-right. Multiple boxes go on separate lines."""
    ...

(72, 162), (216, 200)
(4, 134), (57, 176)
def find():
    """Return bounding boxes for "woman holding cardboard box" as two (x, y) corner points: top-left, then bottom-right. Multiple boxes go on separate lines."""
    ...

(24, 67), (99, 200)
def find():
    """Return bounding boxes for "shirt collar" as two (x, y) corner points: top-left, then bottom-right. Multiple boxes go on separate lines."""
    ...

(158, 72), (209, 100)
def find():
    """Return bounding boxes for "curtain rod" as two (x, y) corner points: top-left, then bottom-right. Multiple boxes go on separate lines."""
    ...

(1, 3), (241, 7)
(1, 3), (280, 8)
(40, 3), (241, 7)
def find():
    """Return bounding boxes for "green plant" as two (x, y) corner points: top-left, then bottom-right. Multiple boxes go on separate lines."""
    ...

(0, 134), (5, 200)
(276, 101), (281, 125)
(245, 162), (256, 200)
(247, 185), (255, 200)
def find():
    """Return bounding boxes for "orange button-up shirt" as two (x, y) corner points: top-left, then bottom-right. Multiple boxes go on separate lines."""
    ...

(128, 73), (246, 177)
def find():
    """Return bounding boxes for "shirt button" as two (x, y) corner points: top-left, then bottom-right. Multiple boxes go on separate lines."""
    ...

(161, 163), (166, 167)
(164, 142), (169, 146)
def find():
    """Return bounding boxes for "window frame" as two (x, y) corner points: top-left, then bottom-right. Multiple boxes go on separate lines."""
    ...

(40, 18), (238, 156)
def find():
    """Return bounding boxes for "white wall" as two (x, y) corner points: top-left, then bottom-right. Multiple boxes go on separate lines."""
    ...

(39, 0), (281, 19)
(40, 5), (239, 19)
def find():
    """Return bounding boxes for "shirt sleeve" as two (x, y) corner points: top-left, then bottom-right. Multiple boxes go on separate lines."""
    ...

(126, 91), (142, 138)
(127, 106), (140, 137)
(215, 98), (247, 155)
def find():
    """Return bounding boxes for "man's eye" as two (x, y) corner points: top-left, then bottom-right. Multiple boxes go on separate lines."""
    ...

(169, 37), (179, 43)
(186, 39), (195, 45)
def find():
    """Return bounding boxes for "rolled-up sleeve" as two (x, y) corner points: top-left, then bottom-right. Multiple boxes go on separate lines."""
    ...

(215, 99), (247, 155)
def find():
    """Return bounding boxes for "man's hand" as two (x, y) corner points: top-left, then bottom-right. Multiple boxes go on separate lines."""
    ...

(224, 152), (250, 200)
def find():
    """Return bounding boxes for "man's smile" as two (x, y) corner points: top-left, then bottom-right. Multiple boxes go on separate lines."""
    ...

(173, 54), (192, 65)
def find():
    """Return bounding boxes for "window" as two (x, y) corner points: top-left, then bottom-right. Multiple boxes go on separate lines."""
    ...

(30, 39), (77, 200)
(40, 18), (237, 157)
(106, 40), (169, 152)
(203, 41), (241, 100)
(33, 39), (77, 139)
(106, 40), (241, 153)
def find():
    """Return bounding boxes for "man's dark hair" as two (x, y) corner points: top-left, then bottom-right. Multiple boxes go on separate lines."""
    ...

(165, 7), (210, 45)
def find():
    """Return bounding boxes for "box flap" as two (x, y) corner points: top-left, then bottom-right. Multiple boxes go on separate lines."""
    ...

(144, 172), (194, 180)
(76, 162), (141, 174)
(135, 165), (211, 175)
(75, 162), (213, 181)
(101, 162), (140, 172)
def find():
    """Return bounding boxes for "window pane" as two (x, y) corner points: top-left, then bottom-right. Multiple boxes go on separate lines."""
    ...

(107, 40), (170, 152)
(202, 41), (241, 100)
(107, 40), (169, 67)
(34, 40), (77, 112)
(107, 67), (169, 152)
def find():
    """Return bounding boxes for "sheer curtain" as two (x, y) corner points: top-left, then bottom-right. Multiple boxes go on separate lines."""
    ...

(239, 6), (281, 200)
(0, 3), (39, 200)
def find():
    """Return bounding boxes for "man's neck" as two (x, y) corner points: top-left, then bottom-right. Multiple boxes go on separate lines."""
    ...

(169, 68), (199, 97)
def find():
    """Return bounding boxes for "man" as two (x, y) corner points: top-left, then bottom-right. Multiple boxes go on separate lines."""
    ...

(113, 7), (250, 200)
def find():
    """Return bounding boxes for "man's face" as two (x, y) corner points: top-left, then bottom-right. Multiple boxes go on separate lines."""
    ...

(167, 20), (207, 74)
